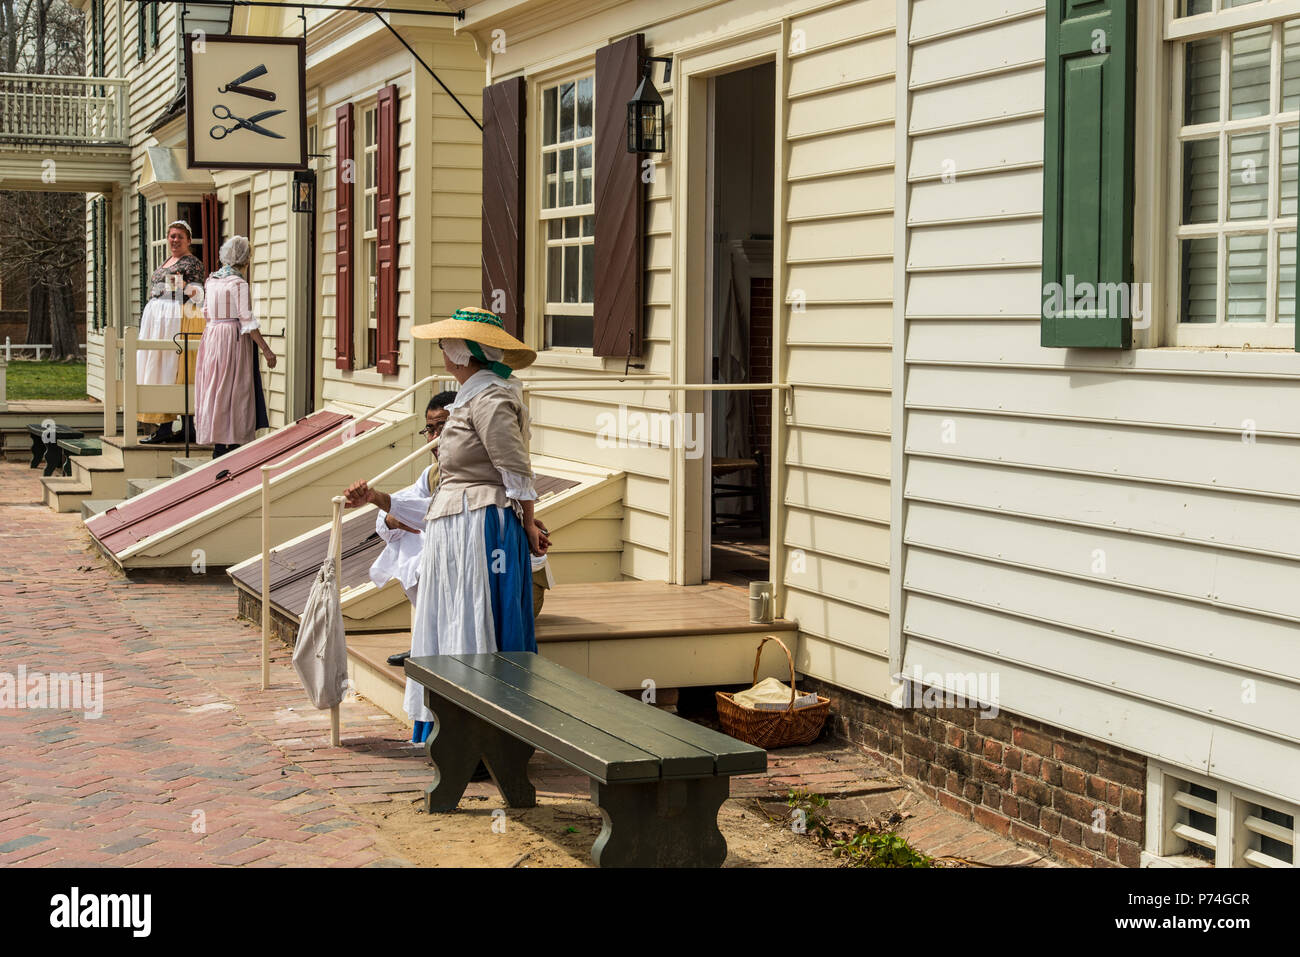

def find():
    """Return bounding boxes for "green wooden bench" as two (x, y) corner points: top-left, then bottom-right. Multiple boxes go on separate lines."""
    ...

(27, 424), (84, 476)
(404, 652), (767, 867)
(54, 437), (102, 477)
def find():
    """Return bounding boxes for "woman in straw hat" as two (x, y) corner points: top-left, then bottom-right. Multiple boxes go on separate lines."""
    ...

(346, 307), (550, 742)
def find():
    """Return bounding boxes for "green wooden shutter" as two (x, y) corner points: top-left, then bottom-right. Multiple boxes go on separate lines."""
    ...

(1041, 0), (1137, 349)
(91, 0), (105, 77)
(137, 2), (146, 60)
(150, 2), (160, 48)
(138, 192), (148, 315)
(90, 201), (100, 332)
(97, 199), (107, 332)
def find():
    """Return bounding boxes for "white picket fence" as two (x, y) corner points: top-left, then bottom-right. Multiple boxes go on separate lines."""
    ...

(3, 338), (88, 360)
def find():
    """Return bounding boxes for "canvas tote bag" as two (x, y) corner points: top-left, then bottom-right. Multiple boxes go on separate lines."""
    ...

(292, 518), (349, 710)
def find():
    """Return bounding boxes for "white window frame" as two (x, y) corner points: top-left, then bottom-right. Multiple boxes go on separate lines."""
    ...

(536, 69), (596, 352)
(149, 200), (168, 274)
(1164, 0), (1300, 348)
(1144, 761), (1298, 867)
(358, 99), (379, 370)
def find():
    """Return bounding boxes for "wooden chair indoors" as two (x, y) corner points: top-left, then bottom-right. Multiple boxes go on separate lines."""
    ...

(711, 450), (767, 537)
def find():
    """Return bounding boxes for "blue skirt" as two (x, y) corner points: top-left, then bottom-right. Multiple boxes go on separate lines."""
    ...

(411, 503), (535, 743)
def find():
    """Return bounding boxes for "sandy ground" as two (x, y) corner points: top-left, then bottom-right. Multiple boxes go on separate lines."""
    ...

(356, 792), (837, 868)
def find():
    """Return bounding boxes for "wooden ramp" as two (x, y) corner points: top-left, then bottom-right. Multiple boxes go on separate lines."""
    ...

(84, 409), (397, 570)
(227, 454), (624, 640)
(346, 580), (798, 726)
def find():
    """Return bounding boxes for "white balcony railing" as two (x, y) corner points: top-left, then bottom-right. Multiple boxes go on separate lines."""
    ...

(0, 73), (128, 146)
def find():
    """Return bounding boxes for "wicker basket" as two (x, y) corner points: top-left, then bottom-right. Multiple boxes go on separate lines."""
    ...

(716, 635), (830, 749)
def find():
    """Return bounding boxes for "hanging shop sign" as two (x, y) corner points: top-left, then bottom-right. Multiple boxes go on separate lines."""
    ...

(185, 35), (307, 171)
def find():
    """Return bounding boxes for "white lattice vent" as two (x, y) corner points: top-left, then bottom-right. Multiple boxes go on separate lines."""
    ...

(1145, 764), (1297, 868)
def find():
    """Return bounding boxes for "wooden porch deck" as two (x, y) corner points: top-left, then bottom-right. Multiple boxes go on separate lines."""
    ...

(346, 580), (798, 725)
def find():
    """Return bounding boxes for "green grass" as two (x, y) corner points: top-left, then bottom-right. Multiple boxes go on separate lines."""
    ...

(4, 360), (88, 401)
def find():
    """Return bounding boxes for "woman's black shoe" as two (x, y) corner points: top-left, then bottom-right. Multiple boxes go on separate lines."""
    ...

(386, 651), (411, 666)
(141, 424), (176, 444)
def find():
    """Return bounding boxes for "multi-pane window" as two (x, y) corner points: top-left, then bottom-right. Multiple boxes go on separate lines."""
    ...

(149, 201), (168, 273)
(360, 103), (379, 368)
(540, 74), (595, 349)
(1172, 1), (1299, 346)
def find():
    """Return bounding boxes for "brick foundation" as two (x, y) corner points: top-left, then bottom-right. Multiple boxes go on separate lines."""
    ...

(800, 676), (1147, 868)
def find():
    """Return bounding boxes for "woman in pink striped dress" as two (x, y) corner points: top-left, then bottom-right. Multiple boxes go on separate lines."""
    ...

(194, 236), (277, 458)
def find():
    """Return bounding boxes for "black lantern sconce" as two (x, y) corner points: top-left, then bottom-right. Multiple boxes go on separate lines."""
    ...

(291, 168), (316, 214)
(627, 55), (672, 153)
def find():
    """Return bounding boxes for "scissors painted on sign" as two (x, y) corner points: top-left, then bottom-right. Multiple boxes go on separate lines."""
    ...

(209, 104), (286, 140)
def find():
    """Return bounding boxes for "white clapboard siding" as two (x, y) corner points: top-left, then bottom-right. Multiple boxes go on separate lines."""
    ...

(782, 0), (895, 699)
(900, 0), (1300, 806)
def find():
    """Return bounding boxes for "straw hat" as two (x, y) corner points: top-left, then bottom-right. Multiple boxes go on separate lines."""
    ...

(411, 306), (536, 372)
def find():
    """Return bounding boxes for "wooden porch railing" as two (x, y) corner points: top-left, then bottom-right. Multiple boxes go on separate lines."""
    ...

(0, 73), (129, 145)
(101, 327), (199, 445)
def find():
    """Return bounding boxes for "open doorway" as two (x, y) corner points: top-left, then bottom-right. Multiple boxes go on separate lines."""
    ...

(704, 61), (774, 587)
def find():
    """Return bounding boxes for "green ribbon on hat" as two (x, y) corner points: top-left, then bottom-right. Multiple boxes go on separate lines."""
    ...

(466, 339), (512, 379)
(454, 308), (513, 378)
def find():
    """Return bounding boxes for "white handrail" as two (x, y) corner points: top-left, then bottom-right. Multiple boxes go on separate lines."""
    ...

(523, 381), (790, 392)
(255, 370), (761, 691)
(257, 371), (667, 687)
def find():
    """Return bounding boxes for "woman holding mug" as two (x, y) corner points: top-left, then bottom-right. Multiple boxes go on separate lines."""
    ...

(139, 221), (205, 444)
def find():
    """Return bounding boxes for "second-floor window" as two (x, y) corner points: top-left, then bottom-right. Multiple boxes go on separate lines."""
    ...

(540, 73), (594, 350)
(137, 1), (160, 60)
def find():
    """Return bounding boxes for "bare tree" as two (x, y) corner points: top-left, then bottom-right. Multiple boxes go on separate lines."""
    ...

(1, 192), (85, 359)
(0, 0), (82, 74)
(0, 0), (86, 358)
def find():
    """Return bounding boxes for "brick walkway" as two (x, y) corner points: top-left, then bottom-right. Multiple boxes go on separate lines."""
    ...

(0, 459), (1056, 867)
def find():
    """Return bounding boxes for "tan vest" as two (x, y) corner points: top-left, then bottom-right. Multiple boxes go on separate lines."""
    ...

(425, 385), (532, 520)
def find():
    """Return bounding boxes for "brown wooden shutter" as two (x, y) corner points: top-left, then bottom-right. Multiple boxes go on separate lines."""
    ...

(593, 33), (645, 358)
(200, 192), (220, 274)
(335, 102), (355, 370)
(481, 76), (526, 339)
(375, 84), (400, 375)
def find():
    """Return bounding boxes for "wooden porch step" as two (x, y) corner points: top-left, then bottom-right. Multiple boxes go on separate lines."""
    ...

(82, 498), (124, 520)
(171, 455), (211, 477)
(41, 475), (94, 513)
(127, 477), (170, 498)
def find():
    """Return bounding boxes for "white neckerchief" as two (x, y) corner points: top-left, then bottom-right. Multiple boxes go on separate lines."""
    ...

(448, 369), (523, 410)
